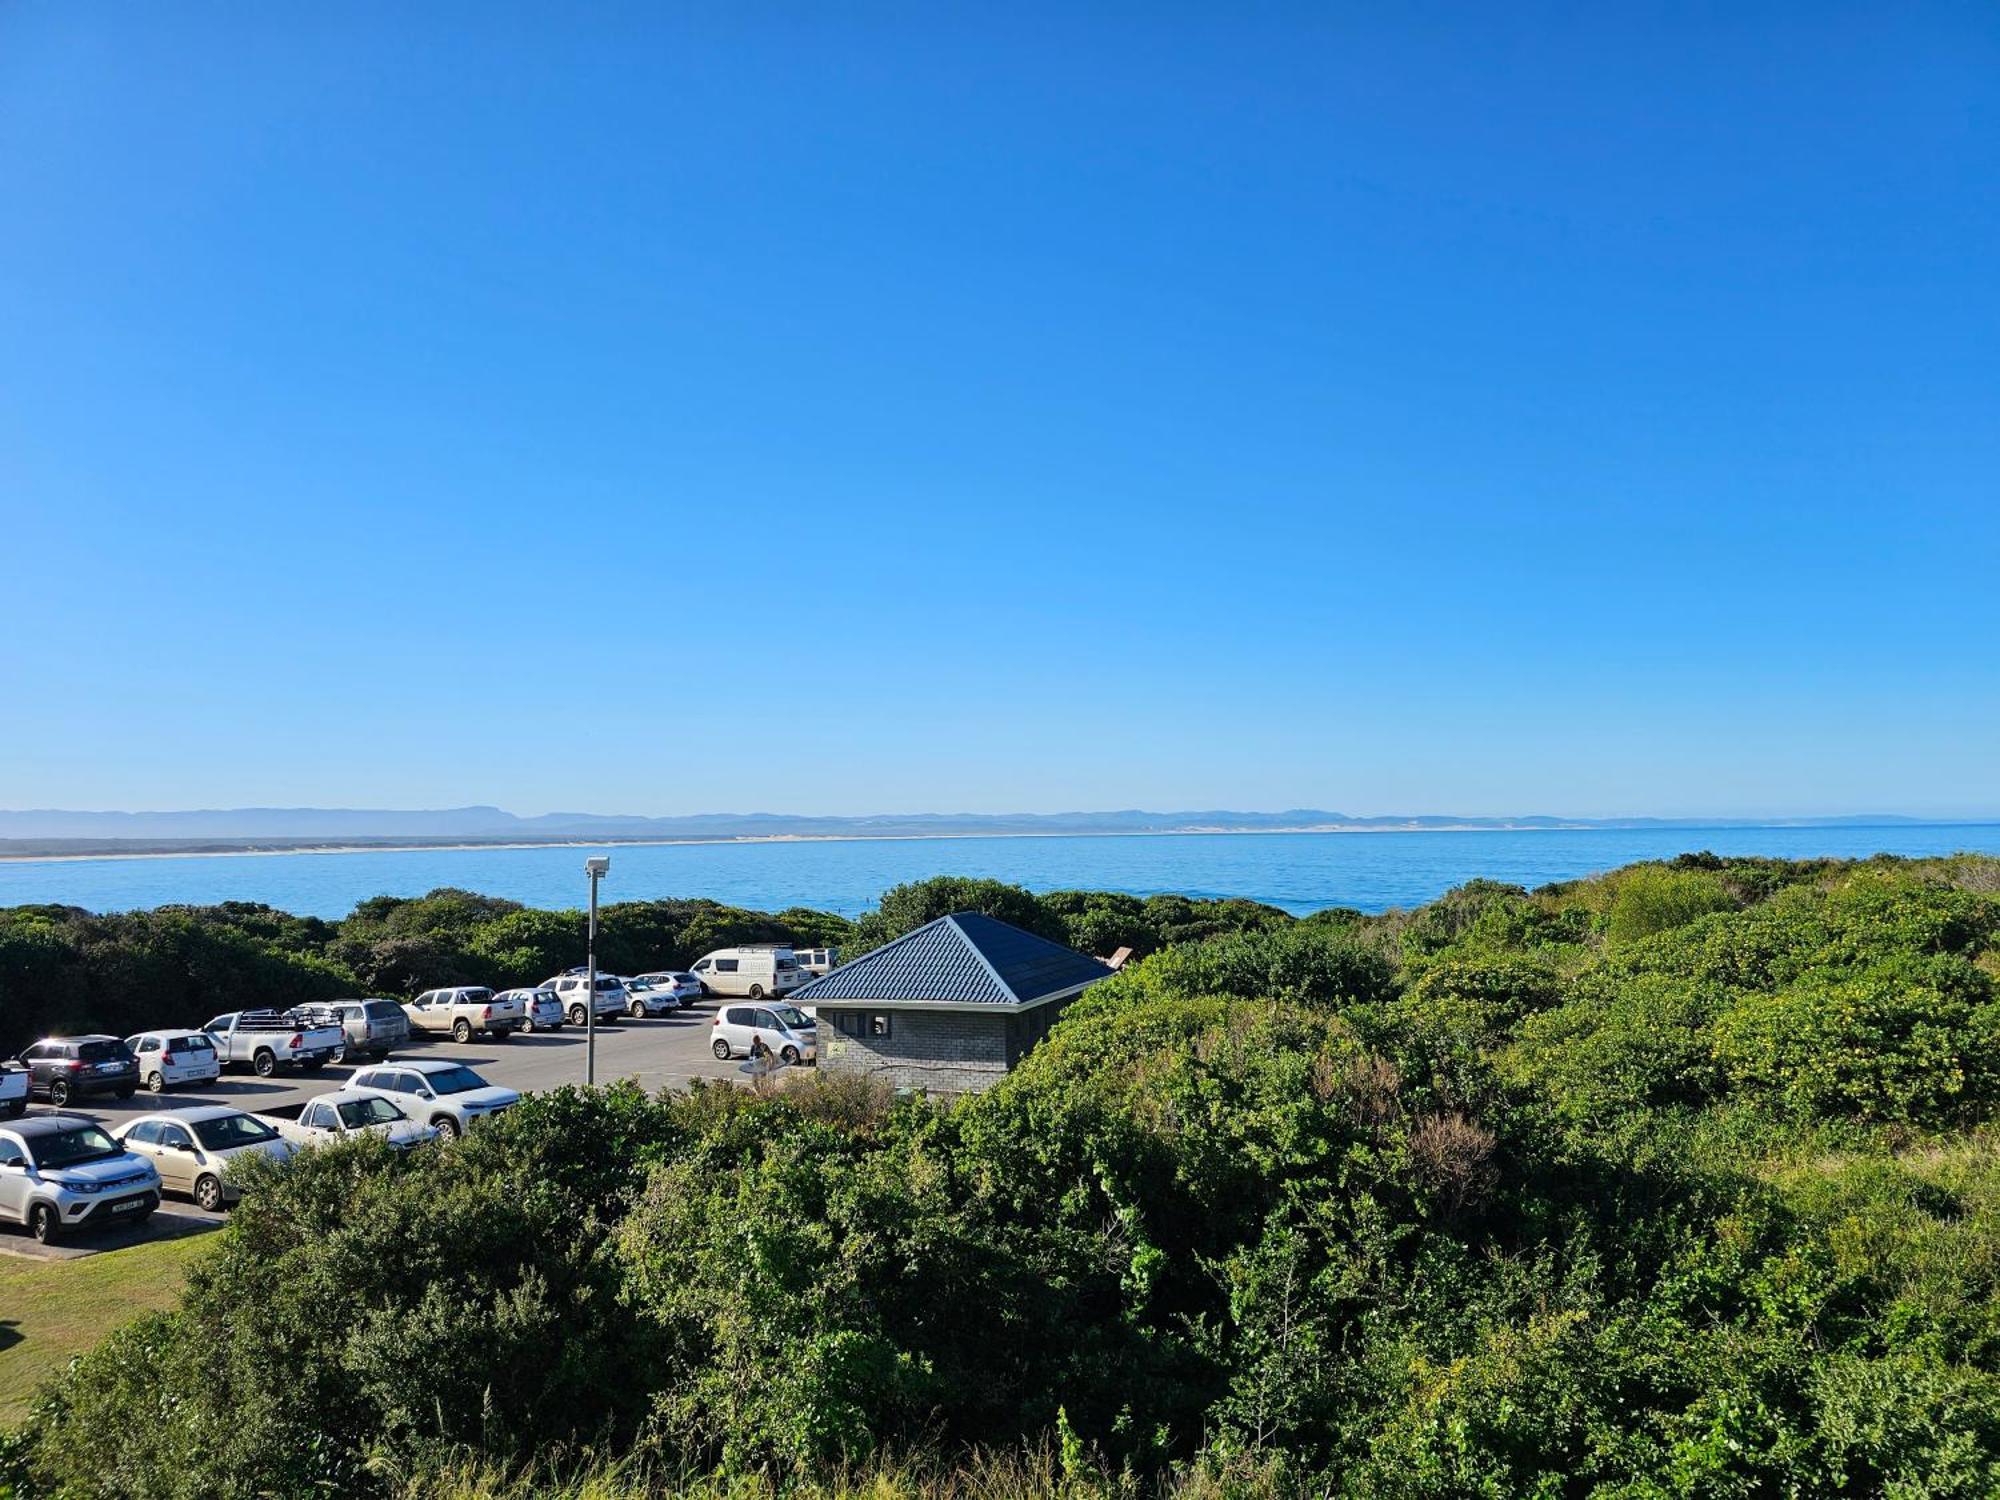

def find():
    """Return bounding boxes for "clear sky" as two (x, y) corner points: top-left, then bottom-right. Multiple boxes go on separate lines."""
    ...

(2, 3), (1996, 820)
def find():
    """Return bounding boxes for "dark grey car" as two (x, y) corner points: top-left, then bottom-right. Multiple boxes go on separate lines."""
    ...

(13, 1036), (139, 1107)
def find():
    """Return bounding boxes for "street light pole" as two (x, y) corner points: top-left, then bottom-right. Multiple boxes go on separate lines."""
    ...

(584, 856), (610, 1087)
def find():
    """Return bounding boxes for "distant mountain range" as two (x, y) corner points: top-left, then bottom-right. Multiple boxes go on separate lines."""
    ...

(0, 804), (1975, 856)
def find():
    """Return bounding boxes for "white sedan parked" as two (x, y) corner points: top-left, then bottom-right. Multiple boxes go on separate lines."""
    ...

(122, 1030), (223, 1093)
(632, 972), (704, 1008)
(113, 1105), (294, 1211)
(349, 1060), (520, 1140)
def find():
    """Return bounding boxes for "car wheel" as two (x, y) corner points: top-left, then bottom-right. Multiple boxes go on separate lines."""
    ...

(253, 1050), (277, 1078)
(569, 1005), (587, 1027)
(712, 1038), (732, 1060)
(452, 1019), (472, 1044)
(47, 1078), (70, 1107)
(629, 1000), (645, 1019)
(194, 1175), (225, 1212)
(490, 1029), (512, 1044)
(521, 1016), (536, 1033)
(433, 1115), (461, 1141)
(748, 984), (765, 1000)
(28, 1203), (59, 1243)
(781, 1045), (801, 1066)
(146, 1071), (166, 1094)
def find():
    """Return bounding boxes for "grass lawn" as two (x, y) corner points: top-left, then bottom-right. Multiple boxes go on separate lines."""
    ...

(0, 1234), (207, 1424)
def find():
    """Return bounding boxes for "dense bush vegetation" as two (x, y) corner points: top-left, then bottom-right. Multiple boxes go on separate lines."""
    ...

(6, 853), (2000, 1497)
(0, 881), (1283, 1055)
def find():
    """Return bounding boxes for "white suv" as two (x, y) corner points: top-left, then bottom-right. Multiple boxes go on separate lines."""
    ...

(541, 972), (628, 1028)
(0, 1116), (161, 1242)
(711, 1002), (817, 1065)
(349, 1060), (521, 1141)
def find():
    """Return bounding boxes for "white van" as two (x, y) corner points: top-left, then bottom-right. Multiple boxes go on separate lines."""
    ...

(688, 946), (803, 1000)
(793, 947), (840, 976)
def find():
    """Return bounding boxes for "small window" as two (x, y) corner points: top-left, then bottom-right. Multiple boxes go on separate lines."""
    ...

(715, 959), (739, 973)
(0, 1142), (26, 1168)
(127, 1120), (161, 1145)
(302, 1103), (330, 1130)
(870, 1014), (892, 1038)
(160, 1125), (194, 1151)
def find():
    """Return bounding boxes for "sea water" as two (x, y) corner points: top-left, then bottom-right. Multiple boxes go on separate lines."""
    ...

(2, 823), (1997, 919)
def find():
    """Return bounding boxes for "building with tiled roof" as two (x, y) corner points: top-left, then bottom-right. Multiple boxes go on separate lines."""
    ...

(792, 912), (1113, 1091)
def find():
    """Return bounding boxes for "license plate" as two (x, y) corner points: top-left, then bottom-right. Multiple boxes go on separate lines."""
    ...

(109, 1197), (144, 1214)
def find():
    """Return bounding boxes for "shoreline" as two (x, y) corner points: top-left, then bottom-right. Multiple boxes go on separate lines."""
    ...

(1, 820), (1989, 867)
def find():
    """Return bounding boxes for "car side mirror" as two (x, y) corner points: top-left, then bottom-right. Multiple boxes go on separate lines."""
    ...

(418, 1089), (434, 1100)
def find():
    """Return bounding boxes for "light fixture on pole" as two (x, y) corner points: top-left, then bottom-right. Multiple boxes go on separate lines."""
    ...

(584, 856), (610, 1087)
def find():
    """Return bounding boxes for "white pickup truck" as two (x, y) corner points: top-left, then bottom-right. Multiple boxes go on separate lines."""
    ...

(203, 1011), (345, 1078)
(403, 987), (526, 1044)
(265, 1089), (439, 1151)
(0, 1063), (26, 1120)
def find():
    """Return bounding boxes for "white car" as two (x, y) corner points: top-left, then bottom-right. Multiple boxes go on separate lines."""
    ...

(710, 1001), (818, 1065)
(113, 1106), (294, 1211)
(0, 1064), (27, 1120)
(621, 977), (685, 1018)
(349, 1060), (520, 1140)
(122, 1030), (223, 1093)
(499, 987), (563, 1032)
(632, 972), (703, 1008)
(540, 972), (628, 1028)
(277, 1089), (438, 1151)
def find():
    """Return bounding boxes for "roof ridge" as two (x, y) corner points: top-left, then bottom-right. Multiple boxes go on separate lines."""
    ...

(943, 911), (1022, 1004)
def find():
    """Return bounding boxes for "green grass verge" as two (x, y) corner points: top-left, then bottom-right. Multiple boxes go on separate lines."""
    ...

(0, 1234), (207, 1424)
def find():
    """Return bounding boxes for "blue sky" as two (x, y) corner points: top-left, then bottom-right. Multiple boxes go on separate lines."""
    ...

(2, 3), (1996, 820)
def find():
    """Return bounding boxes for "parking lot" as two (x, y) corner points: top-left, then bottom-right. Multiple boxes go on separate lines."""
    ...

(1, 1002), (751, 1260)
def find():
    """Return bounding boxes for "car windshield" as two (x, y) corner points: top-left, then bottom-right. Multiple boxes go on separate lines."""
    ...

(30, 1125), (122, 1169)
(422, 1066), (487, 1095)
(192, 1114), (280, 1150)
(337, 1097), (405, 1128)
(772, 1005), (812, 1028)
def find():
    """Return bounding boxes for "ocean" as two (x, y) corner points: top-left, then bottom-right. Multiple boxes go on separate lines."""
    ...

(2, 823), (1997, 920)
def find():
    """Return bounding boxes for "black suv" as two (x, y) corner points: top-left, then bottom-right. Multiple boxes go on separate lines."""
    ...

(13, 1036), (140, 1107)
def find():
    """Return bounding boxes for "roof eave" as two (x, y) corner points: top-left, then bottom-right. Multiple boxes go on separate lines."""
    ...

(806, 976), (1103, 1014)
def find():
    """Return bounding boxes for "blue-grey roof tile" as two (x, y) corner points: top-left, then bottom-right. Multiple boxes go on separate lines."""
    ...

(795, 912), (1113, 1006)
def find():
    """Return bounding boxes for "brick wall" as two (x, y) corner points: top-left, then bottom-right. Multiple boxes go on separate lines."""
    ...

(819, 1006), (1014, 1094)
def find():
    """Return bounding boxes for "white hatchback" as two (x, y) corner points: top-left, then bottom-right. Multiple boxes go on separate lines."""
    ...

(123, 1030), (223, 1093)
(710, 1002), (818, 1065)
(498, 987), (563, 1032)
